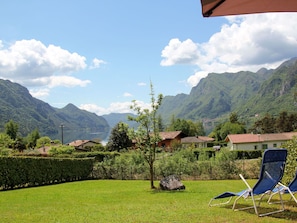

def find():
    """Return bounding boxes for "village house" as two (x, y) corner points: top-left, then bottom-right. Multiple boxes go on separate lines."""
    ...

(37, 145), (52, 156)
(226, 132), (297, 150)
(68, 140), (100, 152)
(158, 131), (186, 152)
(181, 136), (214, 148)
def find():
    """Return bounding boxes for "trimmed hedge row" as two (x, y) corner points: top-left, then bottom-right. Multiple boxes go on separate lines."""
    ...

(193, 149), (263, 160)
(0, 156), (94, 190)
(71, 151), (120, 162)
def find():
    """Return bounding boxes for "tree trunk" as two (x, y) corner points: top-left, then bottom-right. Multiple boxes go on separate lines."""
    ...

(149, 161), (155, 189)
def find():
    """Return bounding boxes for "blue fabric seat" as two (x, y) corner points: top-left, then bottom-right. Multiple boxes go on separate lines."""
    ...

(209, 148), (287, 217)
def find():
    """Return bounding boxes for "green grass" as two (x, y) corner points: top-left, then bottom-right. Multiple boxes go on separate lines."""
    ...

(0, 180), (297, 222)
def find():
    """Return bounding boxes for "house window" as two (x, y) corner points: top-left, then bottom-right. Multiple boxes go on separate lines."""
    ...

(273, 143), (277, 147)
(262, 144), (268, 150)
(254, 145), (258, 150)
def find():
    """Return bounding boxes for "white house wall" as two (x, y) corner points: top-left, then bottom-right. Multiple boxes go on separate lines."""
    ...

(228, 140), (287, 151)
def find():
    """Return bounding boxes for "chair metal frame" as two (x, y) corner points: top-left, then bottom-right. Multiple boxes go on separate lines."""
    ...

(209, 149), (287, 217)
(268, 170), (297, 204)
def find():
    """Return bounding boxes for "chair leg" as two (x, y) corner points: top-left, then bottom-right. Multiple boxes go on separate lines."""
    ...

(251, 193), (259, 216)
(259, 191), (285, 217)
(209, 196), (233, 207)
(287, 190), (297, 204)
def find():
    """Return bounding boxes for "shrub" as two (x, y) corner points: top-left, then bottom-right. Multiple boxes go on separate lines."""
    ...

(282, 136), (297, 184)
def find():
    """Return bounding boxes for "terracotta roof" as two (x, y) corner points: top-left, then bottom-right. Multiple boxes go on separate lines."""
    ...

(181, 137), (204, 143)
(159, 131), (183, 140)
(68, 140), (91, 147)
(181, 136), (214, 143)
(226, 132), (297, 144)
(37, 146), (51, 155)
(198, 136), (215, 142)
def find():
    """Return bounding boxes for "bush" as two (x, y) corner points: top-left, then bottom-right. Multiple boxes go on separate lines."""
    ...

(211, 149), (239, 179)
(281, 136), (297, 184)
(91, 148), (262, 181)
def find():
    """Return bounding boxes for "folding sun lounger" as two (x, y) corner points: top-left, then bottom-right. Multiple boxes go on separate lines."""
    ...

(268, 169), (297, 204)
(209, 148), (287, 217)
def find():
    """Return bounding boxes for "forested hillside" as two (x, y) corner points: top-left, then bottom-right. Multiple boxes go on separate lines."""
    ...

(158, 57), (297, 128)
(0, 79), (109, 143)
(1, 57), (297, 141)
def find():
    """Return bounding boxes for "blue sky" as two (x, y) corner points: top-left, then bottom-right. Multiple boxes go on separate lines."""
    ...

(1, 1), (297, 115)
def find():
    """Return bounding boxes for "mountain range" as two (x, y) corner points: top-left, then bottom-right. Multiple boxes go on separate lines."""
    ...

(158, 57), (297, 131)
(0, 79), (109, 143)
(1, 57), (297, 141)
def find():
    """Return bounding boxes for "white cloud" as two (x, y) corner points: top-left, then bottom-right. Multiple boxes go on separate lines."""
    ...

(137, 82), (146, 86)
(90, 58), (106, 69)
(161, 13), (297, 86)
(123, 92), (132, 97)
(0, 39), (88, 87)
(29, 76), (90, 88)
(187, 71), (208, 87)
(29, 88), (50, 98)
(160, 38), (199, 66)
(80, 100), (151, 116)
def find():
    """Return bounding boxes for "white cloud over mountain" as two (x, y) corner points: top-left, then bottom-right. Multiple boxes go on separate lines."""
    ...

(161, 13), (297, 87)
(0, 39), (93, 97)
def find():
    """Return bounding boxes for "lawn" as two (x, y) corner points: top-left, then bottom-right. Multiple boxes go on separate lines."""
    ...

(0, 179), (297, 222)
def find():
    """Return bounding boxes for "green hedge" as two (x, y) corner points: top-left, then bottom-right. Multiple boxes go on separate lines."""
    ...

(231, 150), (263, 159)
(0, 156), (94, 190)
(193, 149), (263, 160)
(71, 151), (120, 162)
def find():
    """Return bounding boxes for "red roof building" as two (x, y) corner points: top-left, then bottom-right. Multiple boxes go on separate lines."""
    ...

(226, 132), (297, 150)
(158, 131), (186, 152)
(181, 136), (214, 148)
(68, 140), (100, 152)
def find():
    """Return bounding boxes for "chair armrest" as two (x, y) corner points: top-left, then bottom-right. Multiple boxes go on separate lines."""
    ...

(239, 174), (252, 190)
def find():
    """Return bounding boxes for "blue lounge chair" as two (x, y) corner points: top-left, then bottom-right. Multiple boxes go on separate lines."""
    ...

(209, 148), (287, 217)
(268, 169), (297, 204)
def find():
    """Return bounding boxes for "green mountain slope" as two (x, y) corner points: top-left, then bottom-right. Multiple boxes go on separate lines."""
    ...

(1, 57), (297, 140)
(238, 57), (297, 116)
(158, 57), (297, 126)
(0, 80), (110, 143)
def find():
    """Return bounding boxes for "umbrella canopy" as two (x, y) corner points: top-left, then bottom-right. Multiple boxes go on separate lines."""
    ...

(201, 0), (297, 17)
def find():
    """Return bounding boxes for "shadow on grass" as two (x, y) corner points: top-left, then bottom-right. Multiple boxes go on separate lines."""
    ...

(149, 188), (186, 194)
(223, 203), (297, 220)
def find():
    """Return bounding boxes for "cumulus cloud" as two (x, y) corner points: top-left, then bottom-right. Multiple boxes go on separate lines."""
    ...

(187, 71), (209, 88)
(80, 100), (151, 116)
(160, 38), (199, 66)
(29, 88), (50, 98)
(0, 39), (88, 87)
(90, 58), (106, 69)
(161, 13), (297, 87)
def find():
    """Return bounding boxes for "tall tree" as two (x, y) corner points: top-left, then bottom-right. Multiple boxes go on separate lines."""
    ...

(107, 122), (132, 152)
(250, 113), (276, 133)
(229, 112), (239, 123)
(128, 82), (163, 189)
(36, 136), (52, 148)
(167, 118), (205, 136)
(275, 111), (293, 132)
(26, 128), (40, 149)
(5, 120), (19, 140)
(210, 113), (246, 142)
(157, 115), (165, 132)
(0, 133), (14, 149)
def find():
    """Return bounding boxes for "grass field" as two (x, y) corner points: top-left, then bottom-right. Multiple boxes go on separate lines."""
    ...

(0, 179), (297, 222)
